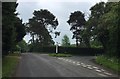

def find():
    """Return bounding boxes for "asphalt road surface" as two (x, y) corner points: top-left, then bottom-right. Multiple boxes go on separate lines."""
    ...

(15, 53), (119, 77)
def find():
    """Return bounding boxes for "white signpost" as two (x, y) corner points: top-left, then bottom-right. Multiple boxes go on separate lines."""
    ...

(56, 42), (59, 54)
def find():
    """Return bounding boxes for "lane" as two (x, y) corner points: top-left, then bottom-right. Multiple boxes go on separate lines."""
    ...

(15, 53), (118, 77)
(15, 53), (61, 77)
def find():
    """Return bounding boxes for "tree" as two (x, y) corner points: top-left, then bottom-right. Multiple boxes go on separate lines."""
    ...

(67, 11), (86, 47)
(98, 2), (119, 57)
(88, 2), (120, 58)
(2, 2), (26, 56)
(17, 40), (28, 52)
(88, 2), (107, 48)
(14, 17), (26, 43)
(2, 2), (18, 55)
(27, 9), (58, 47)
(81, 22), (91, 47)
(88, 2), (117, 49)
(61, 35), (70, 46)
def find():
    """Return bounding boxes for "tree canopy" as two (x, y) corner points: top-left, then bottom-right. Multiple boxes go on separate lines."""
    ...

(2, 2), (26, 56)
(67, 11), (86, 47)
(27, 9), (59, 46)
(61, 35), (70, 46)
(86, 2), (119, 57)
(66, 2), (119, 58)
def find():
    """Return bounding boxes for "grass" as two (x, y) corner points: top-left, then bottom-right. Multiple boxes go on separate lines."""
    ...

(2, 53), (20, 77)
(95, 55), (120, 73)
(49, 53), (72, 57)
(8, 52), (21, 56)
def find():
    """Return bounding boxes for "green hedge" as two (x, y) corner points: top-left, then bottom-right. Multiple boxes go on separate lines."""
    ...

(30, 46), (104, 56)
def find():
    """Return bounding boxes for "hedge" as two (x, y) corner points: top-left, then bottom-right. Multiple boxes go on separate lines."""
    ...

(29, 46), (104, 56)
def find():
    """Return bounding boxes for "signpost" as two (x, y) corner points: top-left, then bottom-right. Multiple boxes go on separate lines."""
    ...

(56, 42), (60, 54)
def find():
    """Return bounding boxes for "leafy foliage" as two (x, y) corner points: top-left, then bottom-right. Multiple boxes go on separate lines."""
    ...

(87, 2), (119, 58)
(14, 17), (26, 43)
(67, 11), (86, 47)
(27, 9), (58, 46)
(61, 35), (70, 46)
(2, 2), (26, 56)
(17, 40), (28, 52)
(102, 2), (119, 57)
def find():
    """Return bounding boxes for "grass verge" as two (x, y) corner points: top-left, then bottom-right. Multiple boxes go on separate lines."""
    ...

(49, 53), (72, 57)
(2, 53), (20, 77)
(95, 55), (120, 73)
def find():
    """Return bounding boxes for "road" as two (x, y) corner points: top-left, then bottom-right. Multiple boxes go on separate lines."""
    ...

(15, 53), (119, 77)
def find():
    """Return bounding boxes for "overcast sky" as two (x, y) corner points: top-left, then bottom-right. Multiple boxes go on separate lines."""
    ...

(16, 0), (107, 45)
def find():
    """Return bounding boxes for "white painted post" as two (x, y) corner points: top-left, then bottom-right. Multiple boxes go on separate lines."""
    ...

(56, 42), (58, 54)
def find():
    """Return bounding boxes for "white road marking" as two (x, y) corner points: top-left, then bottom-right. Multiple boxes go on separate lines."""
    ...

(104, 72), (112, 75)
(87, 65), (91, 67)
(57, 58), (112, 76)
(65, 59), (69, 61)
(101, 69), (105, 72)
(76, 63), (81, 65)
(98, 73), (107, 77)
(80, 63), (86, 66)
(95, 69), (102, 72)
(87, 66), (93, 70)
(68, 60), (72, 62)
(73, 61), (76, 64)
(62, 59), (66, 60)
(76, 62), (80, 64)
(93, 66), (98, 69)
(81, 63), (84, 64)
(58, 58), (62, 59)
(81, 64), (87, 68)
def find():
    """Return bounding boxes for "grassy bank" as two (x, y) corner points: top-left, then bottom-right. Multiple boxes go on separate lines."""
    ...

(2, 53), (20, 77)
(95, 55), (120, 73)
(49, 53), (72, 57)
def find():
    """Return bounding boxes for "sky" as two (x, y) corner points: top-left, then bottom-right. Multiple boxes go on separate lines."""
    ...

(16, 0), (107, 45)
